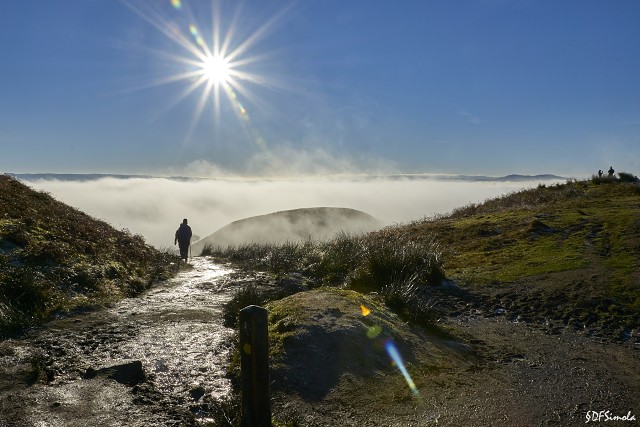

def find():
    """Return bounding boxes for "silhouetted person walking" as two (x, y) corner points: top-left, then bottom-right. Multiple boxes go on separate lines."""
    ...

(608, 166), (615, 178)
(175, 218), (192, 262)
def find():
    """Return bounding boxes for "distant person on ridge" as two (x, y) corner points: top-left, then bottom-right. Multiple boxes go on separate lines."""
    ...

(598, 169), (603, 178)
(174, 218), (192, 262)
(608, 166), (615, 178)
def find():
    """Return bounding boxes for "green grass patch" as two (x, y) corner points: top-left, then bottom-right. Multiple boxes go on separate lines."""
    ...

(427, 181), (640, 285)
(267, 296), (303, 361)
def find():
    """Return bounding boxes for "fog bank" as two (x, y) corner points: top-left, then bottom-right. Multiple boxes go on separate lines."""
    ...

(25, 177), (562, 248)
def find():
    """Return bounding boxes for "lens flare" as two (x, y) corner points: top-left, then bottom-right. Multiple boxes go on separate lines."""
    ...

(361, 304), (371, 316)
(170, 0), (182, 10)
(366, 325), (382, 339)
(384, 340), (419, 397)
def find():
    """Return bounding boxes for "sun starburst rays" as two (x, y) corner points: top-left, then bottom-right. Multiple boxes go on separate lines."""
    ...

(120, 0), (291, 149)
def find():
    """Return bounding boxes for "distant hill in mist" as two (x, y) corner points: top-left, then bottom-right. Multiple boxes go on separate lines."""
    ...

(9, 173), (567, 183)
(8, 173), (155, 181)
(191, 207), (382, 254)
(379, 173), (567, 182)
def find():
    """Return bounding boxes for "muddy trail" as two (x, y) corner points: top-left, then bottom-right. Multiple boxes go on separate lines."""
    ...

(0, 257), (237, 427)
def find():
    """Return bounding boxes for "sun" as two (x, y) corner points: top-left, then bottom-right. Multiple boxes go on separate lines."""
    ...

(200, 54), (231, 85)
(122, 0), (295, 147)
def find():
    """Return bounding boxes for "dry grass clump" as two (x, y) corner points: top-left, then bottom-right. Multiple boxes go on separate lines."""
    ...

(207, 228), (444, 331)
(205, 230), (443, 292)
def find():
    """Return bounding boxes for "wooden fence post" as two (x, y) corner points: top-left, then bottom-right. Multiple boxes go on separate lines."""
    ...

(239, 305), (271, 427)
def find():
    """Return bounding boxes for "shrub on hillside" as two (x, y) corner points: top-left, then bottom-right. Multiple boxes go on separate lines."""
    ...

(617, 172), (639, 183)
(592, 171), (639, 184)
(348, 235), (443, 292)
(591, 174), (614, 184)
(379, 276), (440, 325)
(222, 285), (264, 327)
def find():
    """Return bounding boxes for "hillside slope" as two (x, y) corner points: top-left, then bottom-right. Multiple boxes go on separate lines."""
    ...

(383, 179), (640, 338)
(0, 175), (178, 338)
(263, 287), (639, 426)
(192, 207), (381, 255)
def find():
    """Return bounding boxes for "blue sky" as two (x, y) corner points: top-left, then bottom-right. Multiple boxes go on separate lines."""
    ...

(1, 0), (639, 177)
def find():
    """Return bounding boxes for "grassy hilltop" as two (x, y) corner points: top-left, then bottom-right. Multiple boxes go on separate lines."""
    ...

(0, 175), (179, 338)
(192, 207), (381, 255)
(405, 177), (640, 335)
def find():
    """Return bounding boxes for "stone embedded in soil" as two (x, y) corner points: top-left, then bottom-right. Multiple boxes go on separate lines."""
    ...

(528, 219), (557, 236)
(83, 360), (146, 386)
(189, 385), (206, 401)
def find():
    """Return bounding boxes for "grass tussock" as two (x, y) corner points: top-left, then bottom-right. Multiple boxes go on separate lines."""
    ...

(205, 231), (444, 292)
(222, 284), (264, 327)
(0, 175), (179, 338)
(208, 229), (444, 328)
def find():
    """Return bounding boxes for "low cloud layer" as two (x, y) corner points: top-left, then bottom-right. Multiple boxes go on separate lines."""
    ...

(174, 145), (397, 178)
(25, 177), (560, 248)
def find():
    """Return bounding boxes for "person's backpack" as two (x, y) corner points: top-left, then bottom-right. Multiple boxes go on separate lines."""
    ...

(177, 224), (191, 242)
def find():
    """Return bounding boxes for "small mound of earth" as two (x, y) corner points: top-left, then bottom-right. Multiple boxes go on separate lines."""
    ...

(266, 289), (478, 425)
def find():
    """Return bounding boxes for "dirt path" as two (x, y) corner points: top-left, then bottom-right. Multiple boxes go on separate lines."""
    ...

(423, 316), (640, 427)
(0, 257), (236, 427)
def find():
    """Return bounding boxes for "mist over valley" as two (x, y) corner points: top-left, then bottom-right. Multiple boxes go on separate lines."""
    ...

(15, 173), (565, 249)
